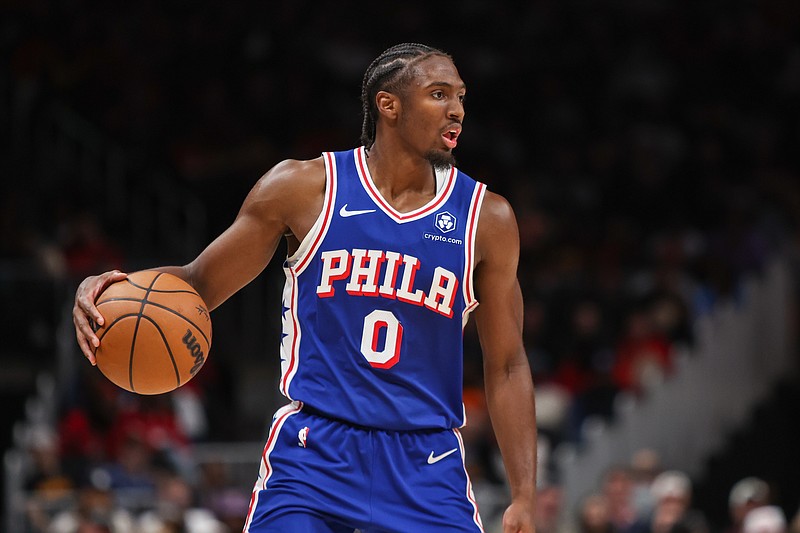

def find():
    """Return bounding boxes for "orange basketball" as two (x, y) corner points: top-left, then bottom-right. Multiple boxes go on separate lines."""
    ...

(93, 270), (212, 395)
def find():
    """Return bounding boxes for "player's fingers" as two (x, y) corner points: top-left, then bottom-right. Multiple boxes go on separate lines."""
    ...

(74, 271), (122, 327)
(73, 298), (100, 344)
(73, 315), (97, 365)
(78, 337), (97, 366)
(75, 290), (104, 329)
(72, 271), (127, 366)
(90, 270), (127, 326)
(105, 270), (128, 283)
(72, 305), (98, 344)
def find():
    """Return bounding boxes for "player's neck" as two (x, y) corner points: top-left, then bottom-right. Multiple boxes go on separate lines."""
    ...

(364, 142), (436, 199)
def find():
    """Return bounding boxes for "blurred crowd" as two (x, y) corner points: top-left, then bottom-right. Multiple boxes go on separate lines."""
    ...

(3, 0), (800, 532)
(531, 451), (800, 533)
(19, 369), (250, 532)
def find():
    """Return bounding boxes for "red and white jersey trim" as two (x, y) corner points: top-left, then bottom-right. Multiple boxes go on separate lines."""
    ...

(279, 268), (300, 398)
(243, 401), (304, 532)
(454, 428), (485, 532)
(462, 182), (486, 327)
(287, 151), (338, 275)
(280, 152), (337, 397)
(355, 146), (457, 223)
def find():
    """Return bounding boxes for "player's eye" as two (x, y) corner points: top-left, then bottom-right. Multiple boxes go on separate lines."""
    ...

(432, 90), (444, 99)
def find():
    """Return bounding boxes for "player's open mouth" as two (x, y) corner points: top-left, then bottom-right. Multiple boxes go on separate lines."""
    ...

(442, 125), (461, 149)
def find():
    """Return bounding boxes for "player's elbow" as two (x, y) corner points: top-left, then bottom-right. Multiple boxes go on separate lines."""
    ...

(484, 349), (530, 382)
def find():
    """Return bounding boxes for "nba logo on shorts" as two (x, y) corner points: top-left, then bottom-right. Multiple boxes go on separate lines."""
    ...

(434, 211), (457, 234)
(298, 427), (309, 448)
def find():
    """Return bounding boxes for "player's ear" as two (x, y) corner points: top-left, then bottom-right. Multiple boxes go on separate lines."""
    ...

(375, 91), (400, 121)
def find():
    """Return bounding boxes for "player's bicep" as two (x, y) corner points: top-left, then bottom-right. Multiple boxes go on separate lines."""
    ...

(473, 262), (525, 370)
(472, 193), (526, 372)
(187, 173), (289, 310)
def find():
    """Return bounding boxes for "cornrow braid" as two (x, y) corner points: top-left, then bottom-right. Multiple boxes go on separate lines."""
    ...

(360, 43), (451, 149)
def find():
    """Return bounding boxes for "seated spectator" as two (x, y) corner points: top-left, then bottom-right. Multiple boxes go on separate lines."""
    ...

(599, 464), (638, 533)
(791, 506), (800, 533)
(22, 425), (76, 532)
(58, 365), (123, 482)
(577, 492), (615, 533)
(197, 459), (250, 532)
(137, 473), (227, 533)
(725, 477), (772, 533)
(105, 394), (195, 481)
(646, 289), (694, 350)
(612, 306), (675, 395)
(629, 470), (709, 533)
(95, 431), (159, 513)
(535, 481), (565, 533)
(629, 448), (664, 518)
(47, 476), (137, 533)
(743, 506), (787, 533)
(549, 296), (619, 445)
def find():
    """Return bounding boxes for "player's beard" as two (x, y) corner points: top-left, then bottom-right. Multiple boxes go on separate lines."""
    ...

(425, 149), (456, 171)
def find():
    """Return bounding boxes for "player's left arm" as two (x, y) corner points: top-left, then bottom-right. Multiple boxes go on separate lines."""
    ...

(472, 190), (537, 533)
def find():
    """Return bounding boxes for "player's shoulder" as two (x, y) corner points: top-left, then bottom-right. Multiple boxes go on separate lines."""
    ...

(479, 189), (517, 228)
(261, 156), (326, 186)
(474, 189), (519, 264)
(251, 156), (326, 200)
(452, 169), (517, 235)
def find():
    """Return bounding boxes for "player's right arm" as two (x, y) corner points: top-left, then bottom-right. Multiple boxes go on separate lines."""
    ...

(472, 191), (537, 533)
(73, 157), (326, 364)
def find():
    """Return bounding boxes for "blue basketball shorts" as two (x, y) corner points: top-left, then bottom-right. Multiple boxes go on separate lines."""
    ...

(243, 401), (485, 532)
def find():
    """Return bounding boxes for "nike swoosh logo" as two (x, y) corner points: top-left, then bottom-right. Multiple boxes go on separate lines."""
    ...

(339, 204), (376, 217)
(427, 448), (458, 465)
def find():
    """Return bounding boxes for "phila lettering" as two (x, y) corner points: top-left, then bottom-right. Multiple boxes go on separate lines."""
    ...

(315, 248), (459, 318)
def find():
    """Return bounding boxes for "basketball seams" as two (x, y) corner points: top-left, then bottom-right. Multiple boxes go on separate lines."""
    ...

(149, 272), (212, 345)
(123, 278), (151, 291)
(94, 270), (212, 395)
(138, 315), (182, 391)
(124, 273), (201, 295)
(98, 280), (211, 346)
(144, 288), (200, 295)
(101, 298), (211, 349)
(97, 314), (141, 342)
(97, 297), (148, 306)
(142, 301), (211, 346)
(126, 272), (163, 392)
(97, 312), (200, 394)
(124, 277), (161, 292)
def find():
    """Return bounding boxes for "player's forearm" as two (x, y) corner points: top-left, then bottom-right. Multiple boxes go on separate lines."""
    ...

(152, 265), (191, 281)
(485, 356), (537, 504)
(151, 265), (220, 310)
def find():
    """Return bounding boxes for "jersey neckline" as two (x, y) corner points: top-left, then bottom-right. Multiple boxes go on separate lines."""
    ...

(354, 146), (457, 224)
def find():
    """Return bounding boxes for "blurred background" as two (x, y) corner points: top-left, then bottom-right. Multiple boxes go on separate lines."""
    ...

(2, 1), (800, 532)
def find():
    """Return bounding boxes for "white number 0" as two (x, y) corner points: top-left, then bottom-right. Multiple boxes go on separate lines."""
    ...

(360, 310), (403, 369)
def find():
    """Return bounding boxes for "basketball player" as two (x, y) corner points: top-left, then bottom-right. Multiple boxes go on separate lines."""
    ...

(74, 43), (537, 532)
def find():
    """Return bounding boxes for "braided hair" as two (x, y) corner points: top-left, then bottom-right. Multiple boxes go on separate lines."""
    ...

(360, 43), (451, 149)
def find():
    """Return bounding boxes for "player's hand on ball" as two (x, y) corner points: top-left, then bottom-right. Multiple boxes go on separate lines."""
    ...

(91, 271), (212, 395)
(73, 269), (128, 365)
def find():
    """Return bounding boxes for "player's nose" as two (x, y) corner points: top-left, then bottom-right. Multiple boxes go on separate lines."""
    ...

(447, 99), (464, 121)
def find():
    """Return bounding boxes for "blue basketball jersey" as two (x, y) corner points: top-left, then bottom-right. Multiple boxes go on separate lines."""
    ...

(278, 147), (486, 430)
